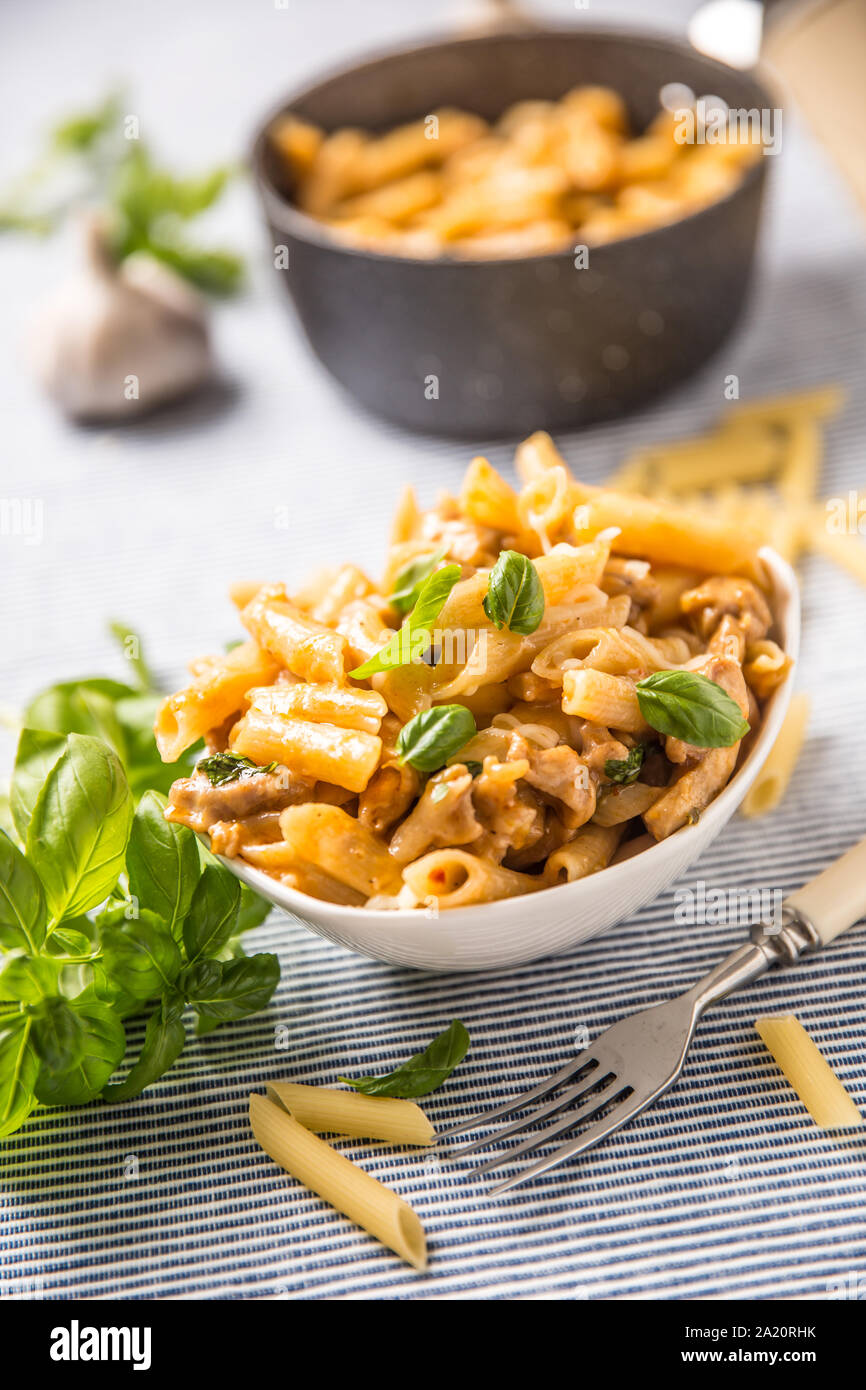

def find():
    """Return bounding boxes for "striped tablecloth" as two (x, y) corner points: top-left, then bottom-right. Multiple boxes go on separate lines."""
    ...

(2, 0), (865, 1301)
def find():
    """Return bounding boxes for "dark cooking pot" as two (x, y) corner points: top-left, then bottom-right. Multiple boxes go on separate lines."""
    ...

(252, 27), (773, 438)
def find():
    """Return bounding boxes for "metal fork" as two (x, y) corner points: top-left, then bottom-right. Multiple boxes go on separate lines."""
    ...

(439, 836), (866, 1193)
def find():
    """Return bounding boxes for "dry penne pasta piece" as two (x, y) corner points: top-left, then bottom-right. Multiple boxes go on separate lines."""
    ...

(402, 849), (542, 907)
(754, 1016), (863, 1130)
(154, 640), (279, 761)
(741, 692), (809, 818)
(231, 710), (381, 794)
(242, 587), (347, 683)
(246, 681), (387, 734)
(779, 418), (821, 505)
(266, 1082), (435, 1145)
(249, 1093), (428, 1269)
(719, 384), (845, 427)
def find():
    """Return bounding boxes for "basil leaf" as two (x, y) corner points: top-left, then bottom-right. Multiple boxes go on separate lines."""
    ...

(196, 751), (277, 786)
(0, 953), (59, 1003)
(236, 883), (272, 934)
(34, 1000), (125, 1107)
(29, 996), (85, 1074)
(350, 565), (461, 679)
(390, 548), (447, 617)
(107, 619), (158, 693)
(185, 954), (280, 1035)
(44, 915), (99, 959)
(126, 790), (200, 938)
(100, 911), (183, 1001)
(339, 1020), (470, 1098)
(10, 728), (67, 840)
(464, 761), (483, 778)
(604, 745), (645, 785)
(0, 828), (46, 953)
(182, 865), (241, 964)
(0, 1014), (39, 1137)
(396, 705), (477, 773)
(23, 679), (132, 764)
(635, 671), (750, 748)
(483, 551), (545, 635)
(101, 999), (185, 1103)
(26, 734), (133, 922)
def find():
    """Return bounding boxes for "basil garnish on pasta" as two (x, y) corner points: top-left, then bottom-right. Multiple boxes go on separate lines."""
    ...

(482, 550), (545, 635)
(350, 564), (461, 678)
(338, 1020), (470, 1098)
(635, 671), (750, 748)
(196, 752), (278, 786)
(389, 547), (447, 617)
(604, 745), (645, 784)
(396, 705), (477, 772)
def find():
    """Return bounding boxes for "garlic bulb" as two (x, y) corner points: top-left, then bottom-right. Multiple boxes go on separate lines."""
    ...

(28, 216), (213, 420)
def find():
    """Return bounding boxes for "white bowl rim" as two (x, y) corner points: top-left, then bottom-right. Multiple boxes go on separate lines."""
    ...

(218, 547), (799, 934)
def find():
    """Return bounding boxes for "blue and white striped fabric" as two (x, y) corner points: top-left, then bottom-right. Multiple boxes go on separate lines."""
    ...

(2, 0), (865, 1301)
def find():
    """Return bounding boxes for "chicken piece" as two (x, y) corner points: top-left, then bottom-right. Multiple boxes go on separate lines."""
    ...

(165, 766), (310, 835)
(680, 576), (772, 646)
(388, 765), (482, 865)
(358, 760), (422, 836)
(523, 744), (597, 827)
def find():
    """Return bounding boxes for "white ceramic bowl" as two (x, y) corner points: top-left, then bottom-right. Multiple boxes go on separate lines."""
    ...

(221, 549), (799, 972)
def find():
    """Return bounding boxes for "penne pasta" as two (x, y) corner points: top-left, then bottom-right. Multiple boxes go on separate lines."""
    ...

(754, 1016), (863, 1130)
(266, 1082), (435, 1146)
(246, 681), (387, 735)
(249, 1093), (428, 1269)
(160, 425), (789, 908)
(154, 640), (279, 762)
(402, 848), (543, 907)
(231, 710), (381, 794)
(242, 586), (347, 683)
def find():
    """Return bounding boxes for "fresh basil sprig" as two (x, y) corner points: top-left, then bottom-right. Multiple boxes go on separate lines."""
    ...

(396, 705), (477, 773)
(604, 745), (645, 785)
(338, 1021), (470, 1098)
(0, 731), (280, 1137)
(350, 564), (461, 679)
(635, 671), (750, 748)
(196, 752), (278, 786)
(483, 551), (545, 635)
(390, 547), (447, 617)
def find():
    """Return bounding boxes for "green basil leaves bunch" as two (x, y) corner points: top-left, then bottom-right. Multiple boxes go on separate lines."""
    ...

(0, 732), (279, 1138)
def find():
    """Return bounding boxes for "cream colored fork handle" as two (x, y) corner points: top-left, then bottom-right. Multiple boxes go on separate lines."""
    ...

(785, 835), (866, 946)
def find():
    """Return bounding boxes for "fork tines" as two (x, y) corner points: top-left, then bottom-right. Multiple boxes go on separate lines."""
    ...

(437, 1046), (640, 1193)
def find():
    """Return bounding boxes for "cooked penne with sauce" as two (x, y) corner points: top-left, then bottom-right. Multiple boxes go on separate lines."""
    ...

(269, 87), (763, 259)
(158, 434), (794, 909)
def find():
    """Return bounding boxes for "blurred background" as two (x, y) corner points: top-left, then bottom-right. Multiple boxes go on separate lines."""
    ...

(2, 0), (864, 769)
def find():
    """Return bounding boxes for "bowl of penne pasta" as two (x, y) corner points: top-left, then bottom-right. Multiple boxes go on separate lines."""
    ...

(154, 432), (798, 971)
(253, 27), (773, 435)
